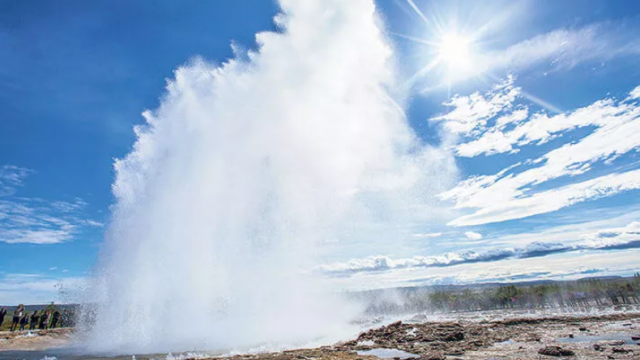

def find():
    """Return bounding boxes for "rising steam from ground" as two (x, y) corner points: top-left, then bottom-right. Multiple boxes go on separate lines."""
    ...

(80, 0), (456, 354)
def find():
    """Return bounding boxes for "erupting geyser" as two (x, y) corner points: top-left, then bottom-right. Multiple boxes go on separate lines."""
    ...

(80, 0), (455, 354)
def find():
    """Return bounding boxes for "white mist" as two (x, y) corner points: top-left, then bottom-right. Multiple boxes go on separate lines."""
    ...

(81, 0), (456, 354)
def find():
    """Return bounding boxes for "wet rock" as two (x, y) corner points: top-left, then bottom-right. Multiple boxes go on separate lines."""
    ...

(467, 340), (483, 347)
(388, 321), (403, 328)
(593, 344), (605, 351)
(439, 332), (464, 342)
(537, 346), (575, 357)
(524, 333), (541, 342)
(631, 335), (640, 341)
(417, 354), (445, 360)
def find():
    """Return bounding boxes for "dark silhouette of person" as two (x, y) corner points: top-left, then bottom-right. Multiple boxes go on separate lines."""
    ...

(19, 313), (29, 331)
(50, 310), (61, 329)
(30, 311), (40, 330)
(0, 307), (7, 328)
(10, 304), (25, 332)
(39, 310), (50, 330)
(60, 310), (69, 328)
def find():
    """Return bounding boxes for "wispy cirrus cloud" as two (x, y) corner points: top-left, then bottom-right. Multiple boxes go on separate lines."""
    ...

(0, 165), (102, 244)
(481, 22), (640, 75)
(0, 165), (32, 196)
(449, 168), (640, 226)
(435, 81), (640, 226)
(0, 273), (87, 305)
(413, 19), (640, 88)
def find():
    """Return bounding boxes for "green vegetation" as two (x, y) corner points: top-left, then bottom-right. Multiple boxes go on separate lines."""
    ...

(362, 275), (640, 315)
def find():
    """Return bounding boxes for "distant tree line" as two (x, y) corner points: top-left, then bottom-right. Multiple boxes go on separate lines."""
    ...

(363, 275), (640, 315)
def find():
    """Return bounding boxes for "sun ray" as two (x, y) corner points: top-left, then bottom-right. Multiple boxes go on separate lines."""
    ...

(483, 73), (564, 114)
(405, 0), (431, 26)
(520, 90), (563, 114)
(395, 0), (508, 93)
(405, 58), (442, 89)
(391, 32), (439, 47)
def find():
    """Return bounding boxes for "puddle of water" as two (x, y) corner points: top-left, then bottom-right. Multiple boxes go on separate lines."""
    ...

(557, 333), (636, 345)
(494, 339), (516, 346)
(356, 348), (419, 359)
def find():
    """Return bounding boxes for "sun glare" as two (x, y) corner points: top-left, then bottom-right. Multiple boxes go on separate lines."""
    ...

(397, 0), (488, 88)
(438, 33), (472, 69)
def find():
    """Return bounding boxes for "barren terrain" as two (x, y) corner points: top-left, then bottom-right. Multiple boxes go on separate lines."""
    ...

(1, 310), (640, 359)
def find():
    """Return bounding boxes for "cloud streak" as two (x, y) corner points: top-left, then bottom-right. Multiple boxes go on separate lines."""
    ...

(0, 165), (102, 244)
(435, 81), (640, 226)
(0, 165), (32, 196)
(0, 273), (86, 305)
(446, 21), (640, 85)
(321, 221), (640, 276)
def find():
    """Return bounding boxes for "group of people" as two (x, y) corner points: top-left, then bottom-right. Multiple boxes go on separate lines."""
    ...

(0, 305), (75, 332)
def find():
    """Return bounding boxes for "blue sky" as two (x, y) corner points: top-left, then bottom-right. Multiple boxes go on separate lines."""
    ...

(2, 0), (640, 303)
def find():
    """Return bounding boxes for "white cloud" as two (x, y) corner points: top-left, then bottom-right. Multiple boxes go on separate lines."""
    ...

(449, 168), (640, 226)
(320, 220), (640, 277)
(0, 165), (32, 196)
(416, 20), (640, 88)
(338, 249), (640, 291)
(0, 166), (101, 244)
(464, 231), (483, 240)
(451, 85), (640, 159)
(430, 77), (519, 135)
(0, 273), (86, 305)
(485, 25), (604, 73)
(456, 22), (640, 85)
(437, 82), (640, 226)
(412, 232), (442, 238)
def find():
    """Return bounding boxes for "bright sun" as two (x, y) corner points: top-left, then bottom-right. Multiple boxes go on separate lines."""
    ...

(437, 33), (472, 69)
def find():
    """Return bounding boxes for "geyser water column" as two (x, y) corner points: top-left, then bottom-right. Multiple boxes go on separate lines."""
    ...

(82, 0), (455, 354)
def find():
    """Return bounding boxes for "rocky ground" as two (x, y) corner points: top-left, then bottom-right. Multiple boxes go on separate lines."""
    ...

(1, 311), (639, 359)
(234, 312), (640, 360)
